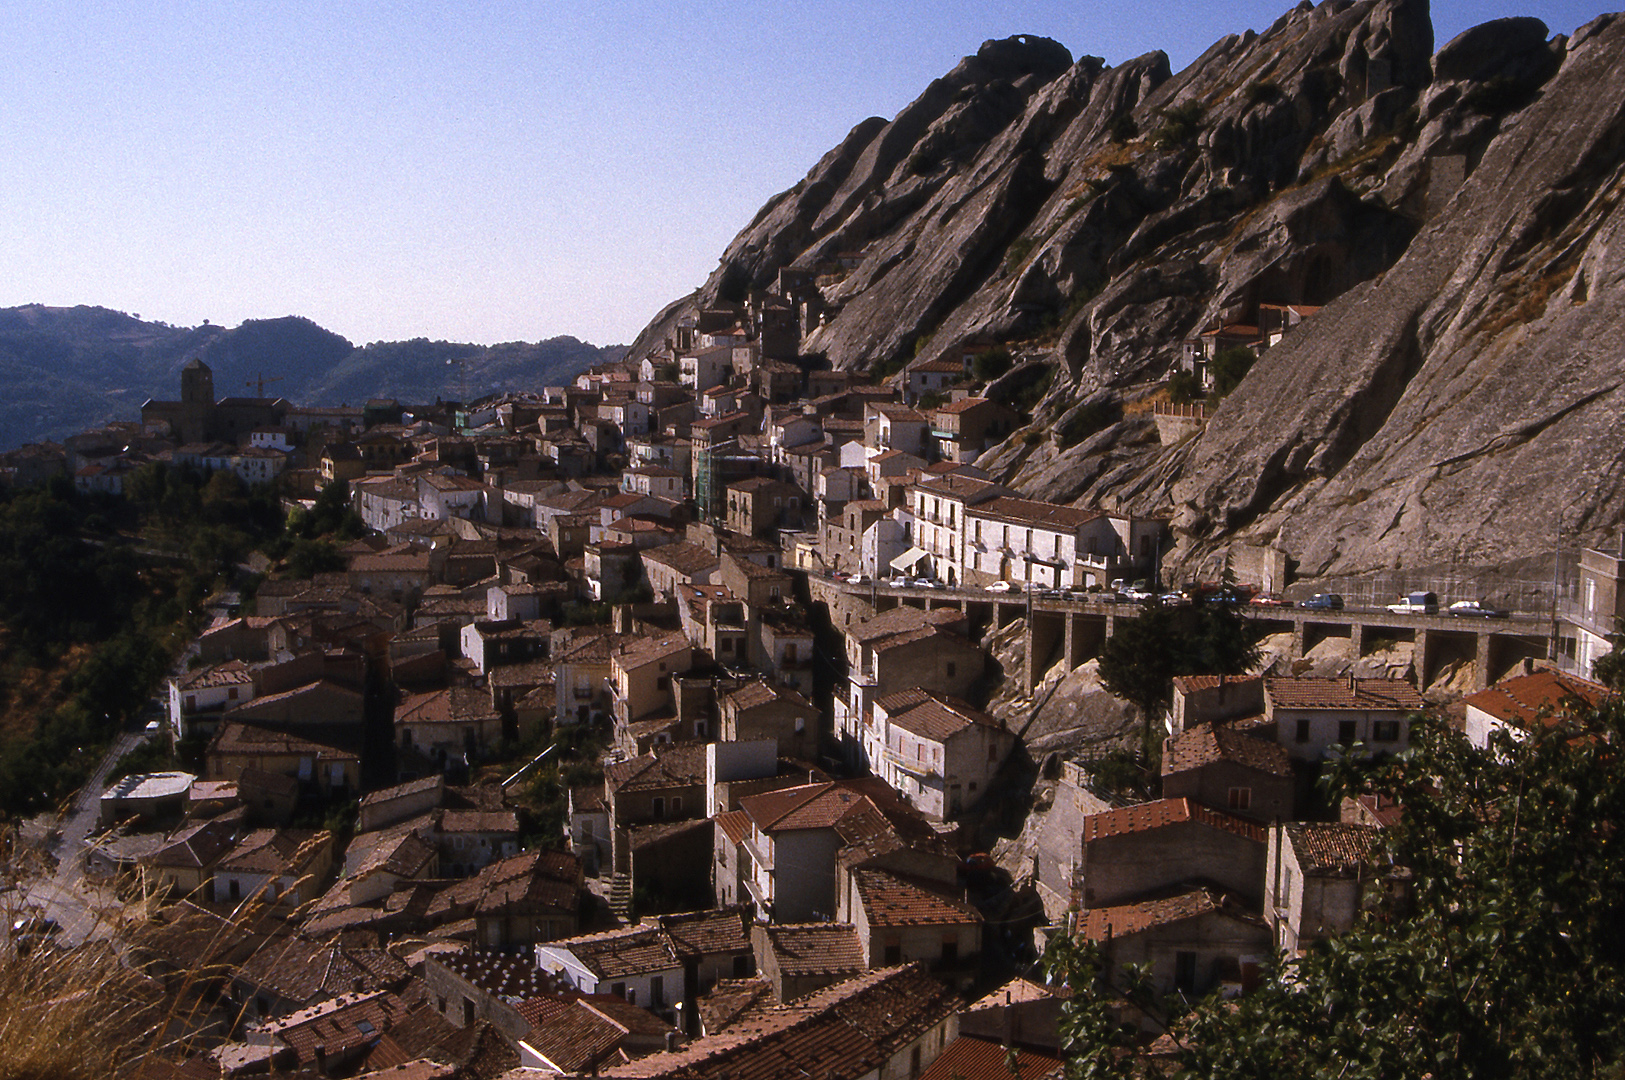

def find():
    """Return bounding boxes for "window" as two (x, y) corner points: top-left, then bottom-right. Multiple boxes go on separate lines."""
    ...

(1295, 719), (1310, 743)
(611, 982), (626, 1000)
(784, 643), (797, 663)
(941, 935), (958, 963)
(946, 662), (956, 678)
(463, 998), (475, 1026)
(671, 796), (682, 815)
(1373, 719), (1401, 742)
(651, 976), (665, 1007)
(1228, 787), (1252, 811)
(884, 941), (902, 965)
(988, 742), (998, 761)
(1338, 720), (1357, 745)
(652, 797), (665, 820)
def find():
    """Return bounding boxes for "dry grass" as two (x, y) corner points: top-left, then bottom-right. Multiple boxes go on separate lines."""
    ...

(0, 940), (159, 1080)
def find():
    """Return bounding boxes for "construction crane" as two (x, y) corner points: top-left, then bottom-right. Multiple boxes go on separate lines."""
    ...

(246, 374), (284, 397)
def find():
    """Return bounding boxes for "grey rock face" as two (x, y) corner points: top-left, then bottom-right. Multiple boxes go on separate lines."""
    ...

(635, 1), (1625, 581)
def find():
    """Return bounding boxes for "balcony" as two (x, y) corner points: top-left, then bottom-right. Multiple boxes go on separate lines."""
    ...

(883, 746), (939, 781)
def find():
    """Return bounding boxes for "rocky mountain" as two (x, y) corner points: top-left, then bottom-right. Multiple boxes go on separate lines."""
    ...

(638, 0), (1625, 591)
(0, 306), (620, 450)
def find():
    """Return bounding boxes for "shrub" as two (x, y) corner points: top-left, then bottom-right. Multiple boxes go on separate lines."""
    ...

(971, 348), (1014, 382)
(1209, 345), (1257, 397)
(1168, 369), (1204, 404)
(1152, 101), (1204, 149)
(1058, 399), (1122, 449)
(1004, 237), (1037, 274)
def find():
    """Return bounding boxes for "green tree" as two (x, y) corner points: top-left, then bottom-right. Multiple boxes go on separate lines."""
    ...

(1051, 706), (1625, 1079)
(1209, 345), (1256, 397)
(1097, 602), (1259, 762)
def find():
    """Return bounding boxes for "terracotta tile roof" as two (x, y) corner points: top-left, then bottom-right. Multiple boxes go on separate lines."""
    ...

(235, 933), (410, 1005)
(880, 692), (1002, 743)
(395, 686), (502, 726)
(149, 822), (235, 880)
(218, 828), (327, 875)
(715, 809), (751, 846)
(964, 977), (1066, 1013)
(606, 744), (709, 795)
(611, 632), (691, 673)
(657, 906), (752, 958)
(1285, 822), (1378, 875)
(723, 680), (811, 714)
(175, 660), (254, 691)
(209, 721), (360, 762)
(350, 830), (437, 880)
(520, 998), (630, 1072)
(642, 542), (720, 576)
(543, 924), (679, 981)
(1171, 673), (1264, 694)
(1162, 722), (1292, 778)
(919, 1036), (1065, 1080)
(1461, 669), (1612, 728)
(599, 964), (959, 1080)
(438, 809), (519, 835)
(853, 869), (981, 928)
(360, 774), (444, 810)
(1264, 677), (1425, 712)
(1081, 798), (1265, 844)
(427, 850), (581, 920)
(263, 989), (409, 1063)
(628, 817), (712, 851)
(762, 923), (866, 978)
(698, 978), (775, 1034)
(969, 495), (1106, 531)
(739, 783), (872, 834)
(1080, 887), (1239, 941)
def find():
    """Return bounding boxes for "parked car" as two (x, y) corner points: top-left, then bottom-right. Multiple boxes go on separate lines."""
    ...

(912, 578), (941, 590)
(1301, 593), (1345, 610)
(887, 576), (909, 588)
(984, 580), (1016, 593)
(1120, 582), (1155, 601)
(1249, 592), (1292, 608)
(1387, 591), (1439, 615)
(1160, 591), (1191, 607)
(845, 573), (865, 585)
(1449, 600), (1509, 619)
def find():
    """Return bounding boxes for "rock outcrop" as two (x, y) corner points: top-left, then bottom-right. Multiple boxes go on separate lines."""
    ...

(634, 0), (1625, 584)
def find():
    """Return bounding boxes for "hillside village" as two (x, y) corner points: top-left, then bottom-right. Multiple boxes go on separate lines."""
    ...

(3, 273), (1622, 1079)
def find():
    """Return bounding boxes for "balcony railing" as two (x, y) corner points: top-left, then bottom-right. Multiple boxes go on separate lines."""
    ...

(883, 746), (938, 780)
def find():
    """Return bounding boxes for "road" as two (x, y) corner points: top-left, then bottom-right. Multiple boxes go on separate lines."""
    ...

(13, 614), (214, 949)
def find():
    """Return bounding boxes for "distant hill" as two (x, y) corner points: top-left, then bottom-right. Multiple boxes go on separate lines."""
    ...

(0, 305), (623, 449)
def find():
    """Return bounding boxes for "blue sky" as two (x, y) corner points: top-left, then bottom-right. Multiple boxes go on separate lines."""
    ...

(0, 1), (1607, 348)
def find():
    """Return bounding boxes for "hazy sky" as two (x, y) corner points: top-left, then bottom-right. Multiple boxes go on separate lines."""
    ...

(1, 1), (1607, 348)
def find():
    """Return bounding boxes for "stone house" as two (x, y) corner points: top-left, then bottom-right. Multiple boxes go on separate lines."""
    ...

(211, 828), (334, 908)
(1169, 674), (1266, 735)
(1460, 668), (1611, 748)
(866, 689), (1014, 821)
(395, 686), (506, 770)
(1077, 797), (1267, 909)
(751, 922), (868, 1002)
(846, 867), (982, 990)
(724, 477), (806, 539)
(207, 721), (360, 796)
(1161, 721), (1294, 822)
(1264, 676), (1426, 760)
(1081, 888), (1271, 1022)
(169, 660), (257, 739)
(609, 632), (692, 727)
(1265, 821), (1380, 955)
(719, 680), (818, 761)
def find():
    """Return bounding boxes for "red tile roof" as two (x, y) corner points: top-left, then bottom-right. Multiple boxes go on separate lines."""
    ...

(1264, 677), (1425, 712)
(1461, 669), (1612, 728)
(761, 924), (866, 979)
(1081, 798), (1265, 844)
(919, 1036), (1064, 1080)
(1285, 822), (1378, 875)
(1080, 888), (1239, 941)
(1162, 722), (1292, 778)
(853, 869), (981, 928)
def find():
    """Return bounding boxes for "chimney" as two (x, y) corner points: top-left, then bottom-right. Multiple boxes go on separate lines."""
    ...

(665, 1031), (680, 1052)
